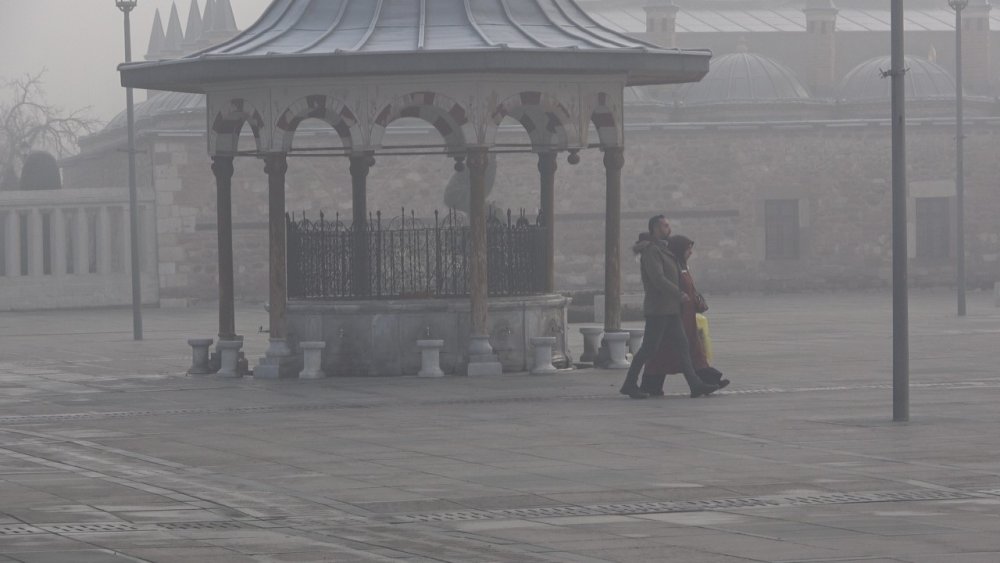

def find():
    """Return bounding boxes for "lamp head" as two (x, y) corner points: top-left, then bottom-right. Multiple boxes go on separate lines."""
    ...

(949, 0), (970, 10)
(115, 0), (138, 12)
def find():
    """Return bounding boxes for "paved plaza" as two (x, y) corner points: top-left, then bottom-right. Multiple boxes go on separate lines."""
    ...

(0, 289), (999, 562)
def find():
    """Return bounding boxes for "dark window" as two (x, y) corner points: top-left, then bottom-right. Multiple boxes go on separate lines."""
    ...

(915, 197), (950, 260)
(765, 199), (800, 260)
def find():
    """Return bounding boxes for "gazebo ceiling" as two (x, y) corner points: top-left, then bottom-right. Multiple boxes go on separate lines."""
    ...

(120, 0), (710, 92)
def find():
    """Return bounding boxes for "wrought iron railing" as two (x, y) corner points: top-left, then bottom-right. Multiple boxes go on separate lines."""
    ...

(287, 208), (546, 300)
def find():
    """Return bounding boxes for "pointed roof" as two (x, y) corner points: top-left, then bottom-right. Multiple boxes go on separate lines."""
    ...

(201, 0), (215, 35)
(145, 9), (166, 60)
(213, 0), (238, 34)
(163, 3), (186, 56)
(182, 0), (203, 51)
(121, 0), (710, 93)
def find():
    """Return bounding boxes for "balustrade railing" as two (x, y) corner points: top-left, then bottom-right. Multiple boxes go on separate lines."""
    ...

(0, 188), (158, 310)
(287, 208), (546, 300)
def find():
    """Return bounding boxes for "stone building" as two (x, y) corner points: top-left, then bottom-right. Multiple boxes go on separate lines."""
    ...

(60, 0), (1000, 308)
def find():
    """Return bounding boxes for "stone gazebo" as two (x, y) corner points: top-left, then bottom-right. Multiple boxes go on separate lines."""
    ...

(120, 0), (710, 377)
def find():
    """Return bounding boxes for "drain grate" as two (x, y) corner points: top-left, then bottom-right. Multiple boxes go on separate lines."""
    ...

(156, 521), (248, 530)
(394, 488), (982, 523)
(0, 524), (44, 535)
(41, 522), (140, 534)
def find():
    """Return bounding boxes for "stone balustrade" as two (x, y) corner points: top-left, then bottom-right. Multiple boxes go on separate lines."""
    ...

(0, 188), (159, 310)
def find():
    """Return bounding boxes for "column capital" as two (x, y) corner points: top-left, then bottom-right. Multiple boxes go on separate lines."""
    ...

(349, 153), (375, 178)
(603, 147), (625, 171)
(211, 155), (234, 179)
(263, 153), (288, 176)
(537, 151), (558, 175)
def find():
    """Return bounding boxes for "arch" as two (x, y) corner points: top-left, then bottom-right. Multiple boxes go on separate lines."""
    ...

(370, 91), (475, 151)
(589, 91), (622, 148)
(210, 97), (265, 156)
(275, 94), (361, 153)
(487, 91), (577, 151)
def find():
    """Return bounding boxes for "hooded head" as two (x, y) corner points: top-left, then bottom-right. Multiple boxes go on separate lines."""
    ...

(667, 235), (694, 269)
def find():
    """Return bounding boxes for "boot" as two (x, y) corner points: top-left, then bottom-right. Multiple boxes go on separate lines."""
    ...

(683, 371), (718, 398)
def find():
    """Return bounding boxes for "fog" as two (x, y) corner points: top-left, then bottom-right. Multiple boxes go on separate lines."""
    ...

(0, 0), (271, 123)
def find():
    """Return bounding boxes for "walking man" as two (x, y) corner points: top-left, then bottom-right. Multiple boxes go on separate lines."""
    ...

(620, 215), (719, 399)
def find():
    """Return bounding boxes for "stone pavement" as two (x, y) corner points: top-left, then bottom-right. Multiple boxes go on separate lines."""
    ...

(0, 289), (999, 563)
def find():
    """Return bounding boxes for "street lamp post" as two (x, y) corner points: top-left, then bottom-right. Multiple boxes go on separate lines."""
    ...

(890, 0), (909, 421)
(950, 0), (968, 317)
(116, 0), (143, 340)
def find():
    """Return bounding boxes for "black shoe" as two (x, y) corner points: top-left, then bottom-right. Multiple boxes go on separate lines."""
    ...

(647, 390), (665, 397)
(717, 379), (730, 391)
(619, 385), (650, 399)
(689, 382), (719, 398)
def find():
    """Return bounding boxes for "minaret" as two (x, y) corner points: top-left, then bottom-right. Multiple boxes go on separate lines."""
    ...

(201, 0), (239, 46)
(181, 0), (204, 53)
(144, 9), (166, 61)
(198, 0), (216, 48)
(162, 2), (186, 58)
(962, 0), (992, 95)
(643, 1), (680, 48)
(803, 0), (838, 98)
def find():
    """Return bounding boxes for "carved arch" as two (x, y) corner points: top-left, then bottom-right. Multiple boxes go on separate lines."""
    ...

(275, 94), (361, 153)
(487, 91), (577, 151)
(370, 91), (474, 151)
(589, 91), (623, 148)
(209, 98), (265, 156)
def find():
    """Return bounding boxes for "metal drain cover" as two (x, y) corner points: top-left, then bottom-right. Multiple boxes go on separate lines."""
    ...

(393, 488), (983, 523)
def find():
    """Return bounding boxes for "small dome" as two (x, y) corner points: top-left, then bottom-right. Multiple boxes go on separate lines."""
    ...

(839, 56), (955, 102)
(675, 52), (811, 106)
(105, 91), (205, 131)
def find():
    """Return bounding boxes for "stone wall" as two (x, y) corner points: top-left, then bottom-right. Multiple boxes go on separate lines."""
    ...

(65, 114), (1000, 302)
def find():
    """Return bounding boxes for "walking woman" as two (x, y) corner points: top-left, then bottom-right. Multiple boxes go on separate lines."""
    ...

(640, 235), (730, 396)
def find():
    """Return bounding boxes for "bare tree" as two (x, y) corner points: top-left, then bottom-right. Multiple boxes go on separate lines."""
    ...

(0, 71), (98, 189)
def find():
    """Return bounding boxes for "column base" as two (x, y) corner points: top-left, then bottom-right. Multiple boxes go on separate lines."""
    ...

(215, 338), (244, 378)
(595, 332), (630, 370)
(466, 335), (503, 376)
(254, 338), (300, 379)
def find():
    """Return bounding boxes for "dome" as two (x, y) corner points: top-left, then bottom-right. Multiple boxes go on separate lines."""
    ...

(839, 56), (955, 102)
(675, 52), (811, 106)
(105, 91), (205, 131)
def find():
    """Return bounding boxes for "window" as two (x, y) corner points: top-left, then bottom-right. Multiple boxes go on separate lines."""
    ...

(765, 199), (800, 260)
(915, 197), (950, 260)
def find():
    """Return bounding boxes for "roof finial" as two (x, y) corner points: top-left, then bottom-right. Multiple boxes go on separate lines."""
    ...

(163, 2), (185, 57)
(182, 0), (203, 52)
(199, 0), (216, 48)
(145, 9), (166, 61)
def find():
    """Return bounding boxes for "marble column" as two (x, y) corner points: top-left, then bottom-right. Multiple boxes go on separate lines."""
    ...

(256, 153), (295, 378)
(212, 156), (236, 341)
(538, 151), (557, 293)
(466, 147), (502, 376)
(349, 153), (372, 296)
(603, 147), (624, 332)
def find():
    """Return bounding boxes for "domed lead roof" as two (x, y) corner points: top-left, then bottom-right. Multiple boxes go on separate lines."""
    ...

(197, 0), (655, 55)
(106, 91), (206, 131)
(839, 56), (955, 102)
(675, 52), (810, 106)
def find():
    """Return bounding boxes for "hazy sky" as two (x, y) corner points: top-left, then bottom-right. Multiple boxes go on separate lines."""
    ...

(0, 0), (272, 124)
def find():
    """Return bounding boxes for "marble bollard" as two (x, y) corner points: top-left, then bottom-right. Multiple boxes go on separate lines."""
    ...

(216, 339), (244, 378)
(578, 327), (604, 364)
(186, 338), (214, 375)
(626, 329), (644, 355)
(417, 339), (445, 377)
(298, 341), (326, 379)
(529, 336), (558, 375)
(603, 332), (631, 369)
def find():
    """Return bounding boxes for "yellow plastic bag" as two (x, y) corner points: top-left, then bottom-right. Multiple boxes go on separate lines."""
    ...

(696, 313), (713, 364)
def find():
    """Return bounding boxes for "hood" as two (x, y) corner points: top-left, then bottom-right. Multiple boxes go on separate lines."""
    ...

(633, 232), (668, 255)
